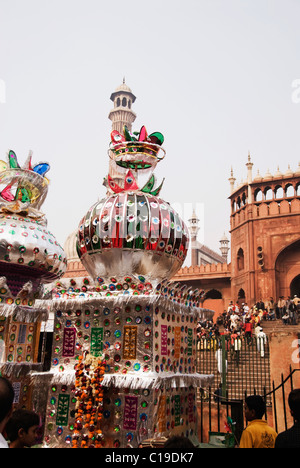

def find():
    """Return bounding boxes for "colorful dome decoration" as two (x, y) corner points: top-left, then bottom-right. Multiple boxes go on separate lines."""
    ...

(106, 125), (166, 196)
(0, 150), (67, 305)
(109, 125), (165, 170)
(76, 126), (189, 284)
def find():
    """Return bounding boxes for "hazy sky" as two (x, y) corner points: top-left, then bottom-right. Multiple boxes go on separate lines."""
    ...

(0, 0), (299, 261)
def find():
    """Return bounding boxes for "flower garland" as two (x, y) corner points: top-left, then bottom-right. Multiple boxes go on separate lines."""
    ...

(72, 351), (106, 448)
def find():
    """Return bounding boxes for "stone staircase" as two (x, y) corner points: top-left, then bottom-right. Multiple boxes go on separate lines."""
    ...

(260, 318), (299, 336)
(199, 320), (300, 405)
(226, 336), (271, 401)
(198, 320), (300, 403)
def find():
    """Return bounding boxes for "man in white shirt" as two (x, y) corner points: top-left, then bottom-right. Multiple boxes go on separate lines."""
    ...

(230, 312), (240, 330)
(256, 327), (267, 358)
(293, 295), (300, 307)
(0, 377), (14, 448)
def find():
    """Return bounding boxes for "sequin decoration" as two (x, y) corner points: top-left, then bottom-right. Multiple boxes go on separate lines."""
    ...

(76, 192), (189, 284)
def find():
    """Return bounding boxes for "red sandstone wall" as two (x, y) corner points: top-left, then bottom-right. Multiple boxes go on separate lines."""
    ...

(202, 298), (224, 323)
(268, 330), (300, 433)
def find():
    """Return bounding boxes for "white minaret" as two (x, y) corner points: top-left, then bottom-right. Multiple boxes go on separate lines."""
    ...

(246, 152), (254, 203)
(219, 232), (230, 262)
(188, 210), (200, 266)
(107, 79), (137, 183)
(188, 210), (200, 242)
(108, 78), (136, 133)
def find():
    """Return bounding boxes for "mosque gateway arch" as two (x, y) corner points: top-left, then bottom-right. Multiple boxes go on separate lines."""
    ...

(275, 239), (300, 299)
(290, 274), (300, 297)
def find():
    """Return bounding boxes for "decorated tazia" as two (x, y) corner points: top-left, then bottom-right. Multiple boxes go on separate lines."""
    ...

(0, 150), (67, 307)
(76, 126), (189, 284)
(43, 122), (214, 449)
(0, 149), (67, 417)
(43, 294), (214, 448)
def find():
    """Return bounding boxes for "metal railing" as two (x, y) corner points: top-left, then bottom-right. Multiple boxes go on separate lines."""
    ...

(197, 334), (300, 445)
(198, 367), (300, 445)
(267, 367), (300, 433)
(197, 334), (271, 403)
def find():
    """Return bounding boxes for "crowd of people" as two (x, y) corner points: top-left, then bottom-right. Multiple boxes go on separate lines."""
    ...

(197, 294), (300, 344)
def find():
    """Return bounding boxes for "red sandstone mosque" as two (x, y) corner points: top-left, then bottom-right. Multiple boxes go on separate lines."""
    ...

(63, 81), (300, 321)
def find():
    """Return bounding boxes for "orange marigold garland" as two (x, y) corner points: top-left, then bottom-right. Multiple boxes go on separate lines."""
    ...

(72, 351), (106, 448)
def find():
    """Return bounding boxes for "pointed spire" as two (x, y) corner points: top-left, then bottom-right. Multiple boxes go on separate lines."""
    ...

(263, 168), (273, 180)
(229, 166), (236, 194)
(246, 151), (254, 184)
(284, 164), (293, 178)
(253, 169), (262, 182)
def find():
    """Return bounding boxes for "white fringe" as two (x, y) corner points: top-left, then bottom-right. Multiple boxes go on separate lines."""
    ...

(0, 362), (43, 378)
(29, 369), (214, 390)
(30, 370), (76, 386)
(0, 304), (48, 322)
(49, 294), (214, 321)
(101, 372), (214, 390)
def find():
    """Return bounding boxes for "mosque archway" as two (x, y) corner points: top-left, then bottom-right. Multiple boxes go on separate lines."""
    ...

(275, 239), (300, 299)
(290, 274), (300, 298)
(238, 288), (246, 301)
(204, 289), (222, 300)
(202, 289), (224, 323)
